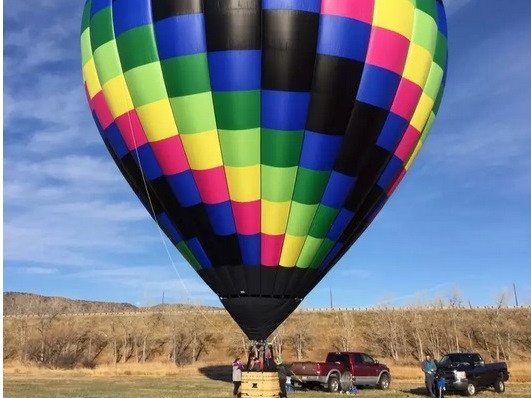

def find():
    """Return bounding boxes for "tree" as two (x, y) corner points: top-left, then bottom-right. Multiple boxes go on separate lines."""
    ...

(288, 314), (313, 360)
(226, 331), (248, 359)
(371, 304), (401, 360)
(333, 311), (356, 352)
(409, 308), (425, 360)
(448, 290), (463, 353)
(139, 313), (163, 363)
(33, 303), (61, 364)
(271, 324), (286, 360)
(491, 291), (509, 361)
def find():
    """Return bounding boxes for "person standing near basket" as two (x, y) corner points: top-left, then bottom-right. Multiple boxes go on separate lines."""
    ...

(232, 357), (244, 398)
(421, 354), (437, 397)
(276, 358), (288, 398)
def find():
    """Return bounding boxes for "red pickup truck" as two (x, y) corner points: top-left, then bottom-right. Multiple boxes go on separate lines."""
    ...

(291, 352), (391, 392)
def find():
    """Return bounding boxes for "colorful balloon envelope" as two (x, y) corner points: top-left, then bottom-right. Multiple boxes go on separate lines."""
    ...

(81, 0), (448, 340)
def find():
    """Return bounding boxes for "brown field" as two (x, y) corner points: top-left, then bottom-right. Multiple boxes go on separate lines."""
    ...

(4, 362), (531, 398)
(4, 361), (531, 382)
(4, 372), (531, 398)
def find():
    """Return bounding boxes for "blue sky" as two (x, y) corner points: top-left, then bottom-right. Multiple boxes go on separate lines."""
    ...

(3, 0), (531, 308)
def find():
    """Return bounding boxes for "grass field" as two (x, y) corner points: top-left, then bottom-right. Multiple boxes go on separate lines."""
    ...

(4, 373), (531, 398)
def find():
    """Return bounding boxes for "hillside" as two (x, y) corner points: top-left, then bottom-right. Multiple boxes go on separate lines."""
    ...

(3, 292), (219, 316)
(4, 292), (531, 380)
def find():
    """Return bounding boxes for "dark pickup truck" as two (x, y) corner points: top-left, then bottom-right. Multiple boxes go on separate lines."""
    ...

(436, 352), (509, 396)
(291, 352), (391, 392)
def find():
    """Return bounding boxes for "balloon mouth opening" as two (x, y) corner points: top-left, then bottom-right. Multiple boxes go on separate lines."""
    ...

(220, 295), (303, 300)
(220, 296), (302, 341)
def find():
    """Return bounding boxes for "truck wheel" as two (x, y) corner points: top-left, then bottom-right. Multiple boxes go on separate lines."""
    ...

(328, 375), (340, 393)
(465, 382), (476, 396)
(378, 373), (390, 390)
(494, 379), (505, 393)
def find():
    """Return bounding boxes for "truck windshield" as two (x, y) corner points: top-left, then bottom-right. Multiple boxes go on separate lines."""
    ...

(361, 354), (375, 364)
(439, 354), (482, 367)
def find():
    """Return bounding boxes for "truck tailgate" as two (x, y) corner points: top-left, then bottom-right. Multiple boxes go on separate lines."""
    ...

(291, 362), (326, 376)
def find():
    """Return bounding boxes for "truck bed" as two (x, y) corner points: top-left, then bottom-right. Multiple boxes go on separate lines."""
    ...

(291, 361), (346, 376)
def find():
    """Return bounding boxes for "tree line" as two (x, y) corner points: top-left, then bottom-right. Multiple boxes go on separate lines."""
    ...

(3, 295), (530, 369)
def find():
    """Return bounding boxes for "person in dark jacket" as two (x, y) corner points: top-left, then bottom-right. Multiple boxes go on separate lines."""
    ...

(421, 355), (437, 397)
(265, 345), (273, 370)
(276, 358), (288, 398)
(232, 357), (244, 398)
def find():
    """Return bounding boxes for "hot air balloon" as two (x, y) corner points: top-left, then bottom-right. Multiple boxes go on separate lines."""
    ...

(81, 0), (448, 341)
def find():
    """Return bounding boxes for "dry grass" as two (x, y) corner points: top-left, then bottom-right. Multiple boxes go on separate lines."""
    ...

(3, 374), (531, 398)
(5, 360), (530, 382)
(3, 361), (206, 378)
(507, 361), (531, 383)
(385, 364), (424, 381)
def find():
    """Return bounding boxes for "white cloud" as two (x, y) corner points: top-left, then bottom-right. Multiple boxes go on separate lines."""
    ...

(25, 267), (59, 275)
(377, 283), (453, 307)
(339, 267), (372, 280)
(3, 74), (98, 156)
(4, 23), (77, 78)
(66, 265), (218, 305)
(443, 0), (476, 15)
(4, 2), (96, 156)
(419, 16), (531, 195)
(5, 156), (122, 188)
(3, 153), (154, 267)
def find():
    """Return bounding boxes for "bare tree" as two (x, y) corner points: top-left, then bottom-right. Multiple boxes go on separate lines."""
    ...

(138, 313), (163, 363)
(288, 315), (313, 360)
(333, 311), (356, 351)
(33, 303), (61, 364)
(371, 304), (401, 360)
(109, 318), (119, 365)
(410, 309), (425, 360)
(271, 324), (286, 360)
(492, 291), (509, 361)
(448, 290), (463, 352)
(226, 331), (248, 359)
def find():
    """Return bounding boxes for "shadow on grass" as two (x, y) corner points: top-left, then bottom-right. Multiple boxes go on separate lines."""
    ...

(198, 365), (232, 383)
(402, 386), (464, 396)
(402, 387), (429, 396)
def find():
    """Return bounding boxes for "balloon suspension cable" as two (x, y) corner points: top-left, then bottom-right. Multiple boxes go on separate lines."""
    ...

(122, 90), (214, 328)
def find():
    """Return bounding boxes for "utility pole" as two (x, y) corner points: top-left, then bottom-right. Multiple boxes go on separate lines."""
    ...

(162, 291), (165, 305)
(513, 283), (519, 307)
(330, 287), (333, 309)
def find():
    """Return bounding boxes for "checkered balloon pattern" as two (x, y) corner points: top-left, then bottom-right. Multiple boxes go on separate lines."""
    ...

(82, 0), (447, 340)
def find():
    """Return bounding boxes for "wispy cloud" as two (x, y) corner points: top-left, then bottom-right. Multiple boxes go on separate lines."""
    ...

(339, 267), (372, 280)
(3, 153), (154, 267)
(443, 0), (476, 16)
(4, 2), (97, 157)
(418, 14), (531, 196)
(2, 2), (158, 269)
(377, 283), (454, 307)
(65, 265), (218, 305)
(25, 267), (60, 275)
